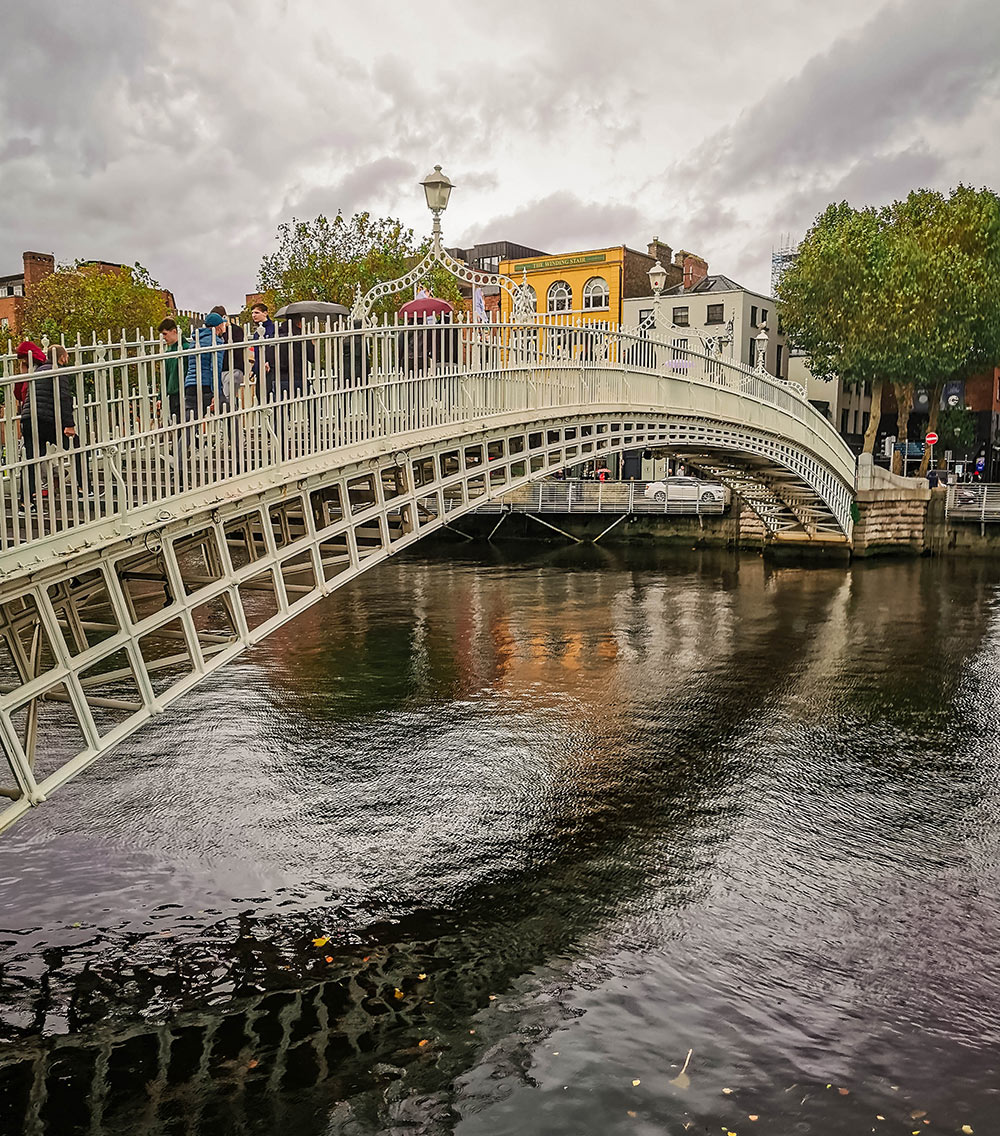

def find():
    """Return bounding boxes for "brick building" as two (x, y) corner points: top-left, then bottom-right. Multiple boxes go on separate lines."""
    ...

(1, 252), (176, 340)
(0, 252), (56, 338)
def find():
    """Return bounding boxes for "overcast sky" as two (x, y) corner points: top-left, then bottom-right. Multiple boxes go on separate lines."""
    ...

(2, 0), (998, 312)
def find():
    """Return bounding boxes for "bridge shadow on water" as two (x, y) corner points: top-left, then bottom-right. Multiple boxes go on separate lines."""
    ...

(2, 547), (1000, 1134)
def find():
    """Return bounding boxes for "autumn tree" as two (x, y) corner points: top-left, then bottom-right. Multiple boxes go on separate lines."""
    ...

(256, 211), (464, 323)
(21, 261), (171, 344)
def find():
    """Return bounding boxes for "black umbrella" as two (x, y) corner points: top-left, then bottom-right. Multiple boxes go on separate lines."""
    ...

(273, 301), (350, 319)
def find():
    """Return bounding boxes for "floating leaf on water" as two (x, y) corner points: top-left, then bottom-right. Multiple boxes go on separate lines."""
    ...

(961, 1126), (974, 1134)
(911, 1111), (926, 1119)
(488, 995), (497, 1001)
(749, 1116), (758, 1122)
(632, 1078), (641, 1086)
(325, 956), (333, 963)
(627, 1110), (637, 1118)
(393, 988), (405, 1000)
(418, 973), (427, 980)
(247, 1059), (259, 1069)
(838, 1088), (850, 1096)
(877, 1117), (885, 1122)
(722, 1087), (733, 1094)
(669, 1049), (693, 1091)
(312, 936), (330, 947)
(418, 1039), (430, 1047)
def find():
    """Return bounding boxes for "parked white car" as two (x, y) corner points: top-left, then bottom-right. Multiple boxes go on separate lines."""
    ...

(644, 476), (727, 504)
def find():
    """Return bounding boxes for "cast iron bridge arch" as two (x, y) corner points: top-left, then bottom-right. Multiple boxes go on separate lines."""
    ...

(0, 316), (856, 831)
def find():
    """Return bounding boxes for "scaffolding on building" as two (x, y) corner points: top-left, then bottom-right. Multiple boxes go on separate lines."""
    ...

(771, 237), (799, 295)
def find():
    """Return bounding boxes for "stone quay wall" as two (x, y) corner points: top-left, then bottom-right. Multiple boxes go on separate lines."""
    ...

(459, 455), (999, 560)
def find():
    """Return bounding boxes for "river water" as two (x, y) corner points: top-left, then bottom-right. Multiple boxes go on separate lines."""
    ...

(2, 544), (1000, 1135)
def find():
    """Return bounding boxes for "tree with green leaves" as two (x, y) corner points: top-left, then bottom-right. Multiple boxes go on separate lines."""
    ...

(888, 186), (1000, 474)
(256, 211), (464, 323)
(778, 186), (1000, 471)
(20, 261), (171, 344)
(777, 202), (899, 455)
(937, 404), (978, 460)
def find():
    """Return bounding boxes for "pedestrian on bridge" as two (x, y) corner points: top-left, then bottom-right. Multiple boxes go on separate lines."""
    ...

(184, 312), (226, 419)
(158, 317), (190, 424)
(210, 306), (246, 412)
(15, 340), (77, 514)
(270, 315), (315, 401)
(249, 302), (275, 404)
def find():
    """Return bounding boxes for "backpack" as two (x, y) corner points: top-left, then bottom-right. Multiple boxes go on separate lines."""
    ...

(13, 381), (27, 404)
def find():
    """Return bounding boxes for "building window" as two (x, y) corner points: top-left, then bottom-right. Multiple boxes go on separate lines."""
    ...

(672, 306), (689, 326)
(862, 412), (870, 435)
(841, 408), (850, 434)
(775, 344), (783, 376)
(547, 280), (572, 312)
(749, 337), (756, 367)
(706, 303), (724, 324)
(582, 276), (609, 310)
(760, 308), (768, 325)
(637, 308), (653, 332)
(750, 305), (758, 327)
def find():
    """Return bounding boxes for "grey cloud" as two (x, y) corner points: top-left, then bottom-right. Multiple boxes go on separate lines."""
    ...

(281, 158), (419, 221)
(463, 191), (649, 254)
(2, 0), (996, 314)
(682, 0), (1000, 195)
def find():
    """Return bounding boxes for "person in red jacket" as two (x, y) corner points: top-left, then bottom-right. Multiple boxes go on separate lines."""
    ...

(15, 341), (77, 513)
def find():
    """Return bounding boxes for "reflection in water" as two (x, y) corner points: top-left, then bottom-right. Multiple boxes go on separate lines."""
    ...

(2, 546), (1000, 1135)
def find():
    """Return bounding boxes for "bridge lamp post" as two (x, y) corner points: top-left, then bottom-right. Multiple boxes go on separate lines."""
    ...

(647, 260), (667, 331)
(755, 326), (770, 373)
(421, 165), (455, 251)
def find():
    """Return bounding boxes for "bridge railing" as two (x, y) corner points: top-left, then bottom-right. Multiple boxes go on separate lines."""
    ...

(0, 315), (844, 554)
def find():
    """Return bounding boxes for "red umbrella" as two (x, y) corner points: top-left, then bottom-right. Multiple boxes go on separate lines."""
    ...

(398, 297), (453, 319)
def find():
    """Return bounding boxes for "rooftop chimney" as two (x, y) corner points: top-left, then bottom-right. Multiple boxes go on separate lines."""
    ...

(673, 249), (708, 291)
(648, 238), (673, 264)
(22, 251), (55, 291)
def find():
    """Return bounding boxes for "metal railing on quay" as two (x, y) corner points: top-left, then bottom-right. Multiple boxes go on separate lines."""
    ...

(477, 479), (728, 516)
(0, 314), (832, 554)
(945, 482), (1000, 522)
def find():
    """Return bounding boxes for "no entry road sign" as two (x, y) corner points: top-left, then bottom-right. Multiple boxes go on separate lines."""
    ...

(926, 431), (939, 445)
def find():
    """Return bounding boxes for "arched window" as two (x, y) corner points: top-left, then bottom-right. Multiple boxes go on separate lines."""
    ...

(582, 276), (609, 310)
(547, 280), (572, 312)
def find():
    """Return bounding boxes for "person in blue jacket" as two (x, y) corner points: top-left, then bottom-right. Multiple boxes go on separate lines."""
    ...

(184, 311), (226, 418)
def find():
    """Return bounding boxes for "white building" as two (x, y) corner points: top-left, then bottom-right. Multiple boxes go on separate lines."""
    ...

(623, 275), (856, 431)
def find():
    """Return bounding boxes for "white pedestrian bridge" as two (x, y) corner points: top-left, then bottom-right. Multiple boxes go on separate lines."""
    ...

(0, 315), (856, 830)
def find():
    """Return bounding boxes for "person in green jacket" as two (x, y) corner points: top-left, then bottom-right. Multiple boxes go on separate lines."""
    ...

(158, 317), (190, 423)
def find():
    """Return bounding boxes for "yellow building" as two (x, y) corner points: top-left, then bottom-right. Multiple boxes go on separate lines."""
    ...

(498, 239), (706, 325)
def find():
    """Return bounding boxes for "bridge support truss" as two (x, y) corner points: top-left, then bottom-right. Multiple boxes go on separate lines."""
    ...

(0, 408), (853, 830)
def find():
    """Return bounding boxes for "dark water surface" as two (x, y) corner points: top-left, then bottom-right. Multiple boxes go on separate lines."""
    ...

(2, 544), (1000, 1135)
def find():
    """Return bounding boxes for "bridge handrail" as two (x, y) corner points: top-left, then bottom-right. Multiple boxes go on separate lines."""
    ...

(0, 315), (853, 555)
